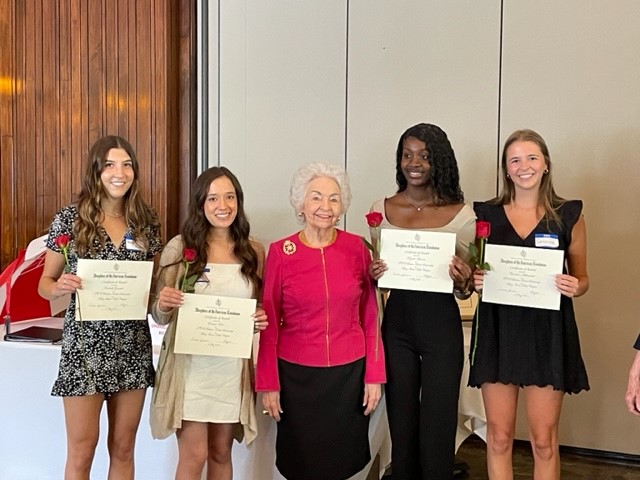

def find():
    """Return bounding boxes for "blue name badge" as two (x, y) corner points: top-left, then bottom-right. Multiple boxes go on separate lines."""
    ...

(535, 233), (559, 248)
(196, 268), (210, 283)
(125, 233), (145, 252)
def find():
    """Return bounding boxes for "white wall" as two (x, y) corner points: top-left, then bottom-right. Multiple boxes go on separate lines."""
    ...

(215, 0), (348, 245)
(207, 1), (640, 455)
(500, 1), (640, 454)
(346, 0), (500, 238)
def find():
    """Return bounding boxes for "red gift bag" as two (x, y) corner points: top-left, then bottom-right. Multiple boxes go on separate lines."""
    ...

(0, 235), (68, 322)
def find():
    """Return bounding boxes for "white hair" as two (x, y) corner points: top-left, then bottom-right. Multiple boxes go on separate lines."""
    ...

(289, 162), (352, 224)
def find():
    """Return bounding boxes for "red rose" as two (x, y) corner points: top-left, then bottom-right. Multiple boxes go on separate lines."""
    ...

(180, 248), (198, 293)
(476, 221), (491, 239)
(55, 234), (72, 272)
(182, 248), (197, 263)
(55, 234), (71, 249)
(365, 211), (383, 228)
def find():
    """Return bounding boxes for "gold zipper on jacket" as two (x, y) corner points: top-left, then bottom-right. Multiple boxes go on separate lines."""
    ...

(320, 247), (331, 366)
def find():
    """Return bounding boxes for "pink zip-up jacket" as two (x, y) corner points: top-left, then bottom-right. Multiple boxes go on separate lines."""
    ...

(255, 229), (386, 391)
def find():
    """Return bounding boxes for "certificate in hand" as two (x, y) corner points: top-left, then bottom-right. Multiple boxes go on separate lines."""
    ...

(75, 259), (154, 320)
(482, 244), (564, 310)
(174, 294), (257, 358)
(377, 229), (456, 293)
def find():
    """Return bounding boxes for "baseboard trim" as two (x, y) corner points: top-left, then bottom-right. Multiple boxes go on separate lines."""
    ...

(511, 439), (640, 465)
(560, 445), (640, 465)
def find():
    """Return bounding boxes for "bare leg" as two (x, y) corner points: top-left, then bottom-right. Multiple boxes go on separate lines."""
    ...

(63, 394), (104, 480)
(105, 389), (146, 480)
(176, 421), (209, 480)
(481, 383), (519, 480)
(206, 423), (235, 480)
(524, 386), (563, 480)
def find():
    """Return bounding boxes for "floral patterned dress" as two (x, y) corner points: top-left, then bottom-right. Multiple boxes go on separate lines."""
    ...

(46, 205), (163, 397)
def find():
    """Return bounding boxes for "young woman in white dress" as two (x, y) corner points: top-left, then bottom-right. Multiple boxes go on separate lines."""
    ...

(150, 167), (267, 480)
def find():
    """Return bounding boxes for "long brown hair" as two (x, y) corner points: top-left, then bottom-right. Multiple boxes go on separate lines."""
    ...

(181, 167), (262, 296)
(492, 129), (566, 225)
(73, 135), (159, 256)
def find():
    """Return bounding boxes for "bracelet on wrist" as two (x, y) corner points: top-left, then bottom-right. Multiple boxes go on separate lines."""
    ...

(453, 279), (473, 299)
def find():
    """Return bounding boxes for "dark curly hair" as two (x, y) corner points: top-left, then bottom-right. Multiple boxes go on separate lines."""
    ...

(181, 167), (262, 296)
(395, 123), (464, 205)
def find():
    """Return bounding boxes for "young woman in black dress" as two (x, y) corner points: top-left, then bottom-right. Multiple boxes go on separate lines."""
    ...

(469, 129), (589, 479)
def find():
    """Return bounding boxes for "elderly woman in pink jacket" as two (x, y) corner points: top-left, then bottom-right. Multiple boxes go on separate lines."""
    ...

(256, 162), (386, 480)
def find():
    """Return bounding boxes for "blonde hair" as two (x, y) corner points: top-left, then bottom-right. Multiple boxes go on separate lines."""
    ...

(493, 129), (566, 226)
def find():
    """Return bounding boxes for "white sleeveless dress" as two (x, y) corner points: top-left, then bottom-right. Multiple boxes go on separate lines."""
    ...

(182, 263), (253, 423)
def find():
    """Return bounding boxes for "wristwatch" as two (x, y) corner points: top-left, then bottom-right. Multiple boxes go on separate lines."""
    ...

(453, 281), (473, 300)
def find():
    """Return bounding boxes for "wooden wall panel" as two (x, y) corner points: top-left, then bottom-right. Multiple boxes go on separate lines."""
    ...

(0, 0), (14, 265)
(175, 0), (197, 223)
(0, 0), (197, 270)
(59, 0), (73, 206)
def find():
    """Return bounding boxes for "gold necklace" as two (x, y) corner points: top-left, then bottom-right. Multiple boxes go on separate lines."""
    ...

(403, 192), (432, 211)
(103, 210), (124, 218)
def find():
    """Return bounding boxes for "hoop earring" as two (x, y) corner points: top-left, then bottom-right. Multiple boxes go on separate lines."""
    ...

(544, 169), (549, 174)
(506, 174), (511, 179)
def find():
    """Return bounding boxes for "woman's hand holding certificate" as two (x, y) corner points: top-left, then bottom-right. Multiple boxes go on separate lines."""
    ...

(481, 244), (564, 310)
(75, 259), (154, 320)
(377, 229), (456, 293)
(174, 294), (257, 358)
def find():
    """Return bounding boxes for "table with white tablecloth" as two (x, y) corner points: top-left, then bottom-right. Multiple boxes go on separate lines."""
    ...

(457, 323), (487, 450)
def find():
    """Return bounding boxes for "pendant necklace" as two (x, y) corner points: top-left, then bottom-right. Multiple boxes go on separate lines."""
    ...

(403, 192), (432, 211)
(103, 211), (124, 218)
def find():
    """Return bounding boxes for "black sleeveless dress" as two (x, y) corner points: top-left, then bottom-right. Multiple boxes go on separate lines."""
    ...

(468, 200), (589, 394)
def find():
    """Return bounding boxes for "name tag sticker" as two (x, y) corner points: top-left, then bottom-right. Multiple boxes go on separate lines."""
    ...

(125, 234), (145, 252)
(535, 233), (559, 248)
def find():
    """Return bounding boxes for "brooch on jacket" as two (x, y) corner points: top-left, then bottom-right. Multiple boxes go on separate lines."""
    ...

(283, 240), (296, 255)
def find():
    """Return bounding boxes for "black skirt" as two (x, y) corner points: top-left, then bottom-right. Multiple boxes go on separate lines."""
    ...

(275, 358), (371, 480)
